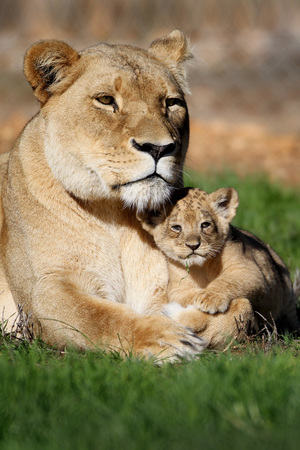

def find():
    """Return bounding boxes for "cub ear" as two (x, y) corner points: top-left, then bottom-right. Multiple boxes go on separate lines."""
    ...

(149, 30), (193, 94)
(136, 210), (166, 234)
(23, 40), (80, 105)
(209, 188), (239, 223)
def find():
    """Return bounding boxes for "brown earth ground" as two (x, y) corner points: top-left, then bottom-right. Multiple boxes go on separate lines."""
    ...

(0, 112), (299, 188)
(188, 120), (300, 187)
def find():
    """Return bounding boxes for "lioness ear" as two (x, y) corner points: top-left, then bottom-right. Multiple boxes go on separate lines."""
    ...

(24, 40), (80, 105)
(209, 188), (239, 222)
(149, 30), (193, 94)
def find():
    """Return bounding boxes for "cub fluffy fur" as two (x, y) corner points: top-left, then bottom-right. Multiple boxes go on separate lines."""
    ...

(0, 31), (207, 361)
(138, 187), (299, 346)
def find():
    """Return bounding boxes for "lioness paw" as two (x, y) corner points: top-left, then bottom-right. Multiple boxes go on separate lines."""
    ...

(155, 328), (206, 364)
(135, 313), (206, 364)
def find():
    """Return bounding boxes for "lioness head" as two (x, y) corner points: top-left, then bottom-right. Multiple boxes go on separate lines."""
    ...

(138, 187), (239, 266)
(24, 30), (192, 211)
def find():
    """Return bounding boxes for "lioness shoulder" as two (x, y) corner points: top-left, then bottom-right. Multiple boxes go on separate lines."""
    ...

(138, 187), (299, 333)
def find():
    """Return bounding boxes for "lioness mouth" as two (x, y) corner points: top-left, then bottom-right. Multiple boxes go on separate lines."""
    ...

(112, 173), (169, 190)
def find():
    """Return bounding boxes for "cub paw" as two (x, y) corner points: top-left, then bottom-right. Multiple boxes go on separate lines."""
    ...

(194, 294), (230, 314)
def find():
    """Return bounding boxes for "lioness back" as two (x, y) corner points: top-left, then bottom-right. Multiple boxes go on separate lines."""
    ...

(139, 187), (299, 334)
(0, 32), (206, 362)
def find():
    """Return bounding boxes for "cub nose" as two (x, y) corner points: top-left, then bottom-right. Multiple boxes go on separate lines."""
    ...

(132, 139), (176, 162)
(185, 242), (200, 251)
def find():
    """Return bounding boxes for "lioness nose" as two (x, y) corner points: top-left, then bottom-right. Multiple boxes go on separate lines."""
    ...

(132, 139), (176, 162)
(185, 242), (200, 251)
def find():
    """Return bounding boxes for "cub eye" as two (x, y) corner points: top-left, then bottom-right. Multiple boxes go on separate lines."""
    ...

(171, 225), (182, 233)
(166, 98), (184, 109)
(201, 222), (211, 230)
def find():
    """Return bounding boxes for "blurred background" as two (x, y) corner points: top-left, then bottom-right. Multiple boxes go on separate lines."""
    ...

(0, 0), (299, 185)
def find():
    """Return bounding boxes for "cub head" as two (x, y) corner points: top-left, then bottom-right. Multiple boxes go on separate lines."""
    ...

(137, 187), (239, 266)
(24, 30), (193, 211)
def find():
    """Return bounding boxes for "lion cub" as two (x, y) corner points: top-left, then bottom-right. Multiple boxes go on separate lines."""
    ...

(138, 187), (298, 332)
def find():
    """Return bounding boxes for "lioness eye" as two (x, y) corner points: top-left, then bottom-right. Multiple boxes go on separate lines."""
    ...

(201, 222), (211, 230)
(95, 95), (115, 105)
(166, 98), (184, 108)
(171, 225), (182, 233)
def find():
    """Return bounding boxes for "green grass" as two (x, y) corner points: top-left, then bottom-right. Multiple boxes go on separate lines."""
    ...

(1, 340), (300, 450)
(1, 172), (300, 450)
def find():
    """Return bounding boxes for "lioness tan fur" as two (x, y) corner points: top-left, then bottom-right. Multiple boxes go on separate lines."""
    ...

(138, 187), (299, 347)
(0, 31), (208, 361)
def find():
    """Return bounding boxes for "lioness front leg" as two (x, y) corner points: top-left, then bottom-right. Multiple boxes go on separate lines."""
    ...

(33, 279), (205, 363)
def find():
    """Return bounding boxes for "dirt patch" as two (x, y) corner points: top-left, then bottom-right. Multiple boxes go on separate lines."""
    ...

(188, 120), (300, 186)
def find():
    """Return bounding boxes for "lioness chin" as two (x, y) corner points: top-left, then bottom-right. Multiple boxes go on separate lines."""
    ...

(0, 31), (207, 362)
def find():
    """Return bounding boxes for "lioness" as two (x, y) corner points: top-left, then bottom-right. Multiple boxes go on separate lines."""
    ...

(138, 187), (299, 347)
(0, 31), (207, 361)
